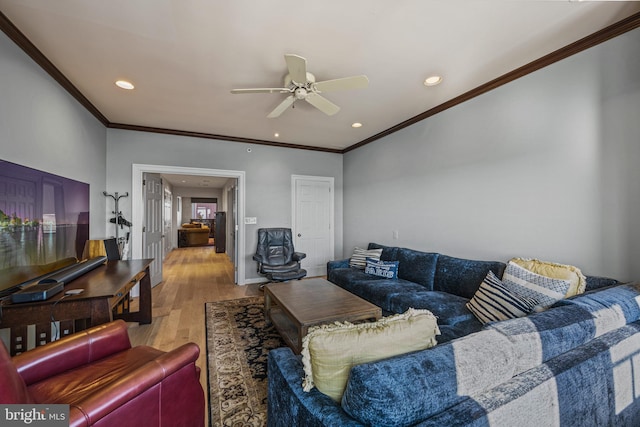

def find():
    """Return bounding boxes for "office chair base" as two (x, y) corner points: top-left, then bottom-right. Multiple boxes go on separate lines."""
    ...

(258, 269), (308, 291)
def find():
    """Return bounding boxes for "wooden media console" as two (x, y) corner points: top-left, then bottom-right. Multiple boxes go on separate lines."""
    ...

(0, 259), (153, 355)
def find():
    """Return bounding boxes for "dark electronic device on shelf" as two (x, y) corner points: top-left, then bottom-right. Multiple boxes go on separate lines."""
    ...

(10, 282), (64, 303)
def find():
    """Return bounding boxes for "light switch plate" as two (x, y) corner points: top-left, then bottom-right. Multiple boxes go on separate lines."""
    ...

(244, 217), (257, 225)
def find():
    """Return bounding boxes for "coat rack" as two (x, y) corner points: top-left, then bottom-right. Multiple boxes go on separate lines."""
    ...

(103, 191), (130, 256)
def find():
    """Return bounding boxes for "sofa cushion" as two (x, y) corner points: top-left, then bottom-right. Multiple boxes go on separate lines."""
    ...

(340, 278), (429, 310)
(396, 248), (439, 289)
(349, 247), (382, 269)
(301, 308), (439, 402)
(327, 267), (386, 289)
(387, 290), (477, 326)
(467, 271), (539, 324)
(368, 242), (400, 261)
(485, 304), (597, 375)
(502, 261), (571, 308)
(584, 275), (622, 292)
(181, 223), (201, 228)
(364, 257), (399, 279)
(27, 345), (166, 404)
(341, 329), (516, 427)
(434, 254), (506, 299)
(510, 257), (586, 297)
(554, 283), (640, 335)
(419, 321), (640, 427)
(437, 319), (485, 343)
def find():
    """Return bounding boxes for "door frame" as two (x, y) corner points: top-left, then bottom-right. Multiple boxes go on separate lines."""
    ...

(132, 164), (246, 285)
(291, 174), (335, 275)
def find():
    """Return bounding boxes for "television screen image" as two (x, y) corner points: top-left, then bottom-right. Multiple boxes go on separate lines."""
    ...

(0, 160), (89, 297)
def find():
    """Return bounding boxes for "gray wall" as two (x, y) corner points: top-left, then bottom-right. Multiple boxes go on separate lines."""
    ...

(105, 129), (343, 282)
(0, 31), (107, 237)
(343, 28), (640, 280)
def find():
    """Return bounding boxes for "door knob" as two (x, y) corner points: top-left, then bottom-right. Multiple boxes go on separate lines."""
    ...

(298, 233), (302, 237)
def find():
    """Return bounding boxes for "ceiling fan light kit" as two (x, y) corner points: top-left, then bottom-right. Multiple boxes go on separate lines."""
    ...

(231, 54), (369, 118)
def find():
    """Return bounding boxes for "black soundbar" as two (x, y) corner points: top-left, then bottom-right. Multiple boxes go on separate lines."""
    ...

(10, 256), (107, 304)
(38, 256), (107, 285)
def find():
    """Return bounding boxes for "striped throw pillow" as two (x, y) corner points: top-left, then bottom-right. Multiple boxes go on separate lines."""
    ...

(349, 247), (382, 269)
(502, 261), (571, 308)
(467, 271), (539, 324)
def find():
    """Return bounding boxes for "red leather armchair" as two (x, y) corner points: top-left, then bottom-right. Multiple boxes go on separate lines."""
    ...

(0, 320), (204, 427)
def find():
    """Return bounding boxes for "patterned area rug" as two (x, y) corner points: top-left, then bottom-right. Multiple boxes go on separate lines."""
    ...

(205, 296), (285, 427)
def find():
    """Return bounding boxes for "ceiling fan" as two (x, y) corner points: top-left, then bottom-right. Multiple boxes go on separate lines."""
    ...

(231, 54), (369, 118)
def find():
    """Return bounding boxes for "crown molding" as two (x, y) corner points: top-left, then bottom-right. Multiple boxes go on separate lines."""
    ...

(0, 11), (109, 126)
(108, 123), (343, 153)
(343, 11), (640, 153)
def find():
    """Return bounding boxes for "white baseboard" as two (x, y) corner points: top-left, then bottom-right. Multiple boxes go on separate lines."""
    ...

(243, 277), (269, 285)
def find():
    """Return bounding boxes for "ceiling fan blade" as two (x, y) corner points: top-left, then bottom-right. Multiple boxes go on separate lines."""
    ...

(284, 54), (308, 84)
(305, 93), (340, 116)
(267, 95), (296, 118)
(313, 75), (369, 92)
(231, 88), (290, 94)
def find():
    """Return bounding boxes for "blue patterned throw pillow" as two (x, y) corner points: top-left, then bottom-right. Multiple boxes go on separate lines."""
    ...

(365, 257), (399, 279)
(467, 271), (539, 324)
(502, 261), (571, 308)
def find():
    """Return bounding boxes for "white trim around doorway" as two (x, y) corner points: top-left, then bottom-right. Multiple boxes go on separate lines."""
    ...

(132, 163), (246, 285)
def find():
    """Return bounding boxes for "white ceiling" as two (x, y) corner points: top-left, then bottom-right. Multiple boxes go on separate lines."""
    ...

(1, 1), (639, 152)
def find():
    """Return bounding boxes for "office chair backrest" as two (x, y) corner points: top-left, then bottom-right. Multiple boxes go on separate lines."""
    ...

(256, 228), (295, 266)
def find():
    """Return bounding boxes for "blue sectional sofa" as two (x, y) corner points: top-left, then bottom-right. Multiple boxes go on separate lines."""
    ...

(326, 243), (511, 343)
(267, 243), (639, 426)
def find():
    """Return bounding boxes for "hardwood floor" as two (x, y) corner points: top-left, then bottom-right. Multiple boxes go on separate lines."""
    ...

(126, 245), (263, 418)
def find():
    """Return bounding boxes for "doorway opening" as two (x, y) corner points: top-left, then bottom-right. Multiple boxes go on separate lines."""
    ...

(131, 164), (246, 285)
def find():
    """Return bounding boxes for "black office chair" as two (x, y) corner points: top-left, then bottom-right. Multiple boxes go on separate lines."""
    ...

(253, 228), (307, 284)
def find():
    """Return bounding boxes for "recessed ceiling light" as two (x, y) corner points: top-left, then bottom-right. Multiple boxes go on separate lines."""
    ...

(115, 80), (135, 90)
(423, 76), (443, 87)
(351, 122), (363, 128)
(274, 133), (279, 138)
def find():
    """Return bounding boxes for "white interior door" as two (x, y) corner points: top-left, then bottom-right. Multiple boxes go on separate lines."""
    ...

(163, 186), (172, 257)
(143, 173), (163, 286)
(228, 182), (239, 283)
(292, 175), (334, 277)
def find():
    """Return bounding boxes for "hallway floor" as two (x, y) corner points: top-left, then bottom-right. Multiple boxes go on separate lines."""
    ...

(127, 245), (262, 417)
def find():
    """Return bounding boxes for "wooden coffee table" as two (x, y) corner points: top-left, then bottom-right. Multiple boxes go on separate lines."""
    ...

(264, 278), (382, 354)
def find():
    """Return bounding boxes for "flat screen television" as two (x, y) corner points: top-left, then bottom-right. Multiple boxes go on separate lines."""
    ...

(0, 160), (89, 297)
